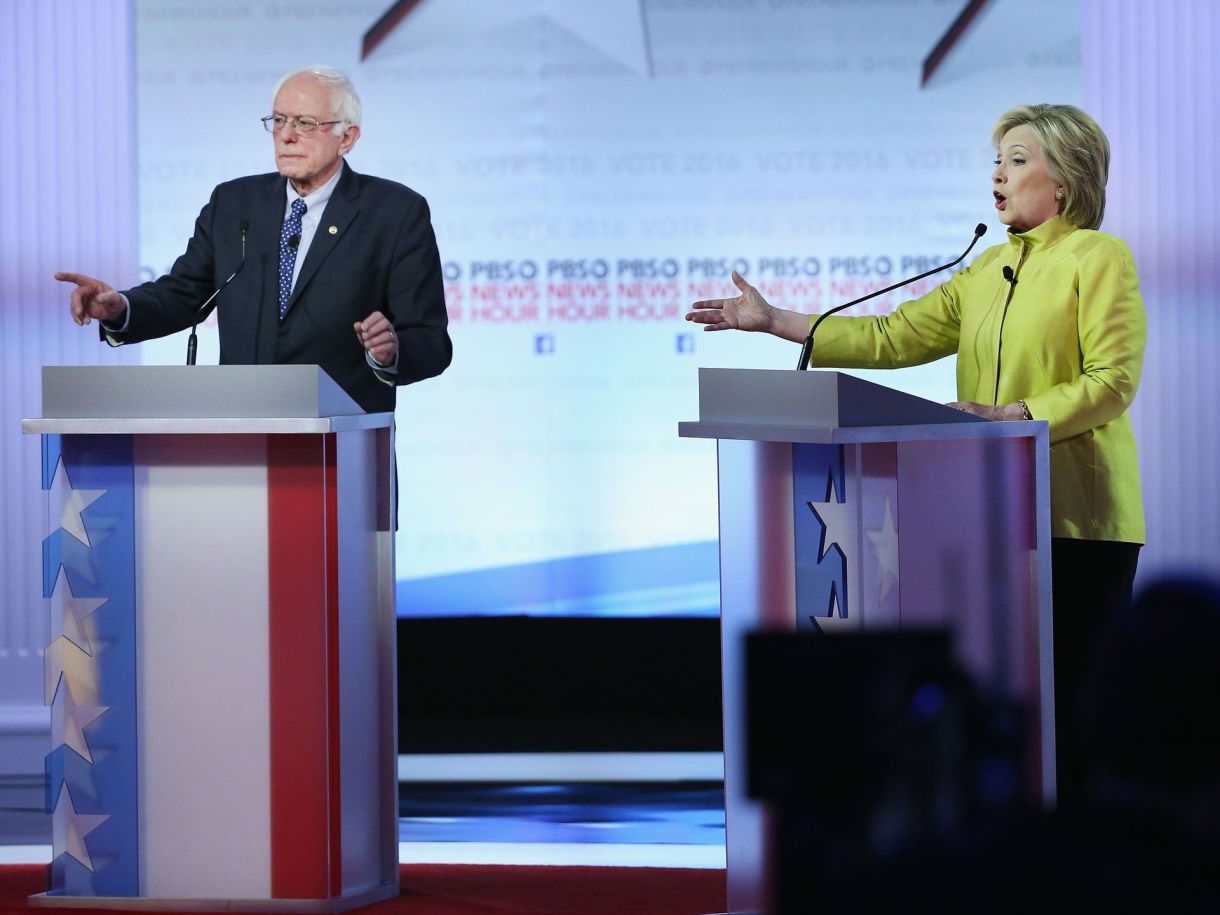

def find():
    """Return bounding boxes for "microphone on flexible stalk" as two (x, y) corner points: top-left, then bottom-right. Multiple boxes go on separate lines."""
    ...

(796, 223), (988, 371)
(186, 218), (249, 366)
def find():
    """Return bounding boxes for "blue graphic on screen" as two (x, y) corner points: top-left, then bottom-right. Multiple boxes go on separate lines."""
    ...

(397, 542), (721, 619)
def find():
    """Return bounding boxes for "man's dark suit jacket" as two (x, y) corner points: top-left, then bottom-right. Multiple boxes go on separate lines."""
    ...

(112, 162), (451, 413)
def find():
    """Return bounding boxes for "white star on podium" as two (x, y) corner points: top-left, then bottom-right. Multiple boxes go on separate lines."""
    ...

(52, 784), (109, 873)
(48, 567), (107, 655)
(47, 459), (106, 548)
(45, 638), (100, 707)
(866, 498), (900, 604)
(51, 681), (108, 765)
(49, 761), (101, 806)
(808, 472), (855, 561)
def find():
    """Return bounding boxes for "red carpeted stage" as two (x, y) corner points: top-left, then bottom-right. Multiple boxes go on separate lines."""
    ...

(0, 864), (727, 915)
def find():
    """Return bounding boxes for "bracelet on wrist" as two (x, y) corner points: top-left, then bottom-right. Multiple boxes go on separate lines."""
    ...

(1017, 399), (1033, 420)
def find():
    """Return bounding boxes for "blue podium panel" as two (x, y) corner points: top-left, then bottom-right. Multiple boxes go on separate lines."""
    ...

(42, 434), (139, 898)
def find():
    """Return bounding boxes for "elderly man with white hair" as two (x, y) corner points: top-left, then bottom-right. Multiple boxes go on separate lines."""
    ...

(57, 65), (451, 413)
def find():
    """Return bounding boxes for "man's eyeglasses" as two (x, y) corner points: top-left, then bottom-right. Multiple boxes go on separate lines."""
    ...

(261, 115), (346, 136)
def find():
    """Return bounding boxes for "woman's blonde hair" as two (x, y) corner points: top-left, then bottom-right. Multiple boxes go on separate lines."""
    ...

(992, 104), (1110, 230)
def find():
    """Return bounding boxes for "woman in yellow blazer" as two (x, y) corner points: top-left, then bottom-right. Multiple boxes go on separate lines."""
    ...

(686, 104), (1146, 804)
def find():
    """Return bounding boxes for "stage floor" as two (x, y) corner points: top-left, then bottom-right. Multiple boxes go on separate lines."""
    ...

(0, 782), (727, 869)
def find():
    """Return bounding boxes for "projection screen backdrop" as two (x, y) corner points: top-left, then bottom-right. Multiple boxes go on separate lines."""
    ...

(133, 0), (1081, 617)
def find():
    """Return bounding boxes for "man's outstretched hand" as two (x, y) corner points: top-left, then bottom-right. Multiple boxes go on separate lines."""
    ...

(56, 272), (126, 326)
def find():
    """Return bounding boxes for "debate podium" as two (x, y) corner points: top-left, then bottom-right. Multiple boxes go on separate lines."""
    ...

(680, 368), (1054, 915)
(24, 366), (399, 912)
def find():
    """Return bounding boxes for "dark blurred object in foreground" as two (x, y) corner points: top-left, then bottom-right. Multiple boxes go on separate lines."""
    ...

(747, 577), (1220, 914)
(746, 629), (1025, 914)
(1082, 575), (1220, 801)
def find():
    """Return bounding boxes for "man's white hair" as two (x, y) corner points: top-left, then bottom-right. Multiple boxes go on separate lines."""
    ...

(272, 65), (362, 135)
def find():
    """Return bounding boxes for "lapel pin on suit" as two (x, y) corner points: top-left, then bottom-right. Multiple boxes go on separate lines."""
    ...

(328, 225), (338, 235)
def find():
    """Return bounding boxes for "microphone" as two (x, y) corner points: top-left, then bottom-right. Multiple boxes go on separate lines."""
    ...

(287, 233), (300, 251)
(1002, 265), (1017, 286)
(187, 218), (249, 366)
(796, 223), (988, 370)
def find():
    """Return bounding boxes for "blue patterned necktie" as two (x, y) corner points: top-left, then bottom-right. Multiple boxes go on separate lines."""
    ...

(278, 197), (308, 319)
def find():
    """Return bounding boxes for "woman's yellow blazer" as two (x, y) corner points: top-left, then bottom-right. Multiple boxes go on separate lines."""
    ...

(811, 215), (1145, 543)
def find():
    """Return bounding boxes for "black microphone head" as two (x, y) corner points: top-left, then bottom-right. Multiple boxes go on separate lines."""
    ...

(287, 233), (301, 250)
(975, 223), (987, 237)
(239, 218), (250, 234)
(1002, 265), (1015, 283)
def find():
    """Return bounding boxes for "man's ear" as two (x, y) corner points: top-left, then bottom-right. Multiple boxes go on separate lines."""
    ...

(340, 124), (361, 156)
